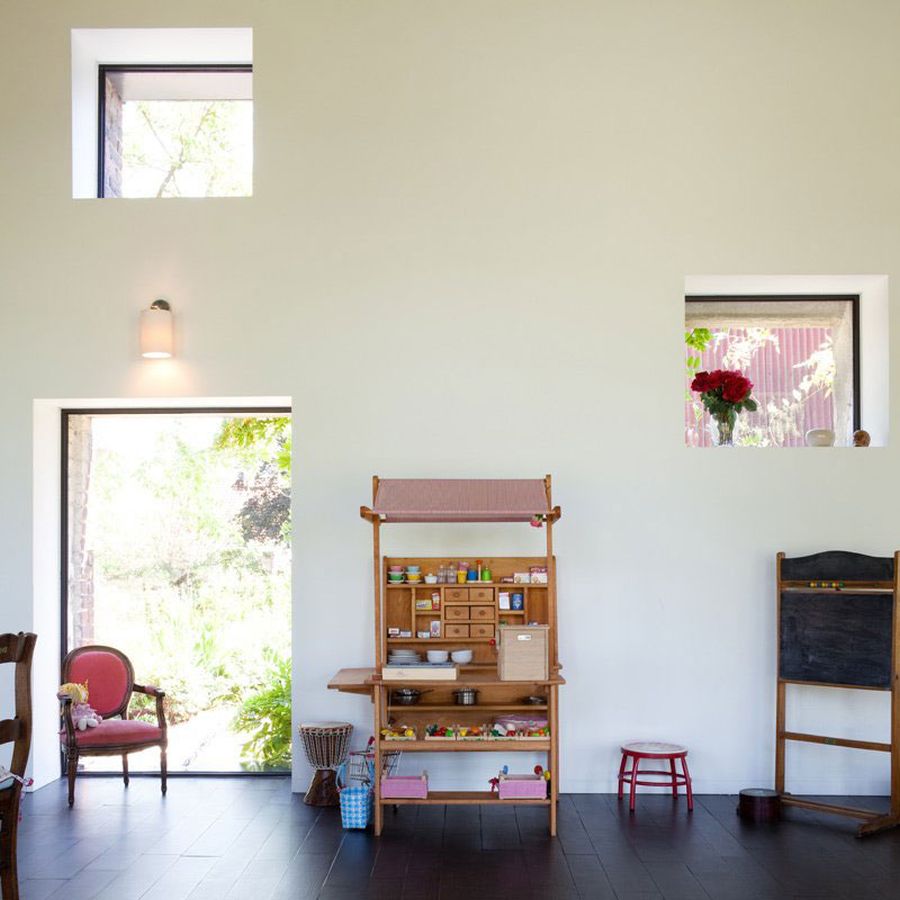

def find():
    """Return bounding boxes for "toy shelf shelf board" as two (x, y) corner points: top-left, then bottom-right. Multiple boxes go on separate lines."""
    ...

(381, 791), (550, 806)
(378, 740), (551, 752)
(386, 704), (548, 712)
(330, 475), (563, 836)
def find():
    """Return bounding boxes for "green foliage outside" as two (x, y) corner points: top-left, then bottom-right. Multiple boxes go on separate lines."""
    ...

(122, 99), (252, 198)
(233, 653), (293, 769)
(87, 415), (291, 770)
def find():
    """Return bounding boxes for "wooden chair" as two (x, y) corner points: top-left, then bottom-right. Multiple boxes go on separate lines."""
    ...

(0, 632), (37, 900)
(60, 645), (167, 807)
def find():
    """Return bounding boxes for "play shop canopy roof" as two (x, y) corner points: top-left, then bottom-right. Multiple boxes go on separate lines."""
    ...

(361, 478), (561, 524)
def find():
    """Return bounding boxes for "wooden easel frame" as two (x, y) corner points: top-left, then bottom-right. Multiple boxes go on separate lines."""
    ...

(775, 550), (900, 836)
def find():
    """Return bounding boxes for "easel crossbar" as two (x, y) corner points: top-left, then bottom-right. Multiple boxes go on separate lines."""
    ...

(782, 731), (892, 753)
(780, 796), (882, 820)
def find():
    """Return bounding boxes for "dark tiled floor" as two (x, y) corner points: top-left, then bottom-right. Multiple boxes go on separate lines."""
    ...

(15, 777), (900, 899)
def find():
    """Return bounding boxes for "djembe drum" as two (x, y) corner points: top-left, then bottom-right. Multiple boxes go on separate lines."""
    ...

(298, 721), (353, 806)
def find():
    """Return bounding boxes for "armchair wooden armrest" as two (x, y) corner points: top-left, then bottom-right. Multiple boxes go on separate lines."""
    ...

(133, 684), (167, 732)
(60, 697), (77, 746)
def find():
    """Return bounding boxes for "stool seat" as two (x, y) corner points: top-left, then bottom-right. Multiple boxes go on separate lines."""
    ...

(617, 741), (693, 813)
(621, 741), (687, 758)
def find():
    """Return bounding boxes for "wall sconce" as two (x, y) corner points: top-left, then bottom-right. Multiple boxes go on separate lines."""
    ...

(140, 299), (174, 358)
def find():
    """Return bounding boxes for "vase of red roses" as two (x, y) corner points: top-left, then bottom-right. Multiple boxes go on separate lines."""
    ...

(690, 369), (758, 446)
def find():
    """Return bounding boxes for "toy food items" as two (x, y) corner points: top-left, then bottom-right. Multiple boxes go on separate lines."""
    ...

(424, 724), (456, 740)
(381, 725), (417, 741)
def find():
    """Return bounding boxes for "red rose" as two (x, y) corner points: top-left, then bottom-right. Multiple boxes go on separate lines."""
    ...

(721, 373), (752, 403)
(690, 372), (712, 393)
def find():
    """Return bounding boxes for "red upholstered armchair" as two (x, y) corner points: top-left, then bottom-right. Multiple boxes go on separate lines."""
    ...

(60, 645), (167, 806)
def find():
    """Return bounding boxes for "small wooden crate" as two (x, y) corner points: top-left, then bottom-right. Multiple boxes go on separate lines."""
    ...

(497, 624), (549, 681)
(381, 774), (428, 799)
(498, 774), (547, 800)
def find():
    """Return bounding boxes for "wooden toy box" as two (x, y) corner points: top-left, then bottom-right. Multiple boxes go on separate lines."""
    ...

(498, 624), (549, 681)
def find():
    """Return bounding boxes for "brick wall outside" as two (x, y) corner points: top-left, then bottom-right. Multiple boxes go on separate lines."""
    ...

(103, 76), (123, 197)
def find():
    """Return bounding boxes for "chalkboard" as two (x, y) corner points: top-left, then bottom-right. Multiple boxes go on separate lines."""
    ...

(779, 592), (893, 688)
(781, 551), (893, 583)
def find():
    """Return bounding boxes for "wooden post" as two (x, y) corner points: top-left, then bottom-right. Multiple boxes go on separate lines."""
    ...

(775, 552), (785, 793)
(549, 682), (559, 836)
(775, 682), (786, 794)
(373, 476), (383, 670)
(373, 685), (384, 835)
(545, 474), (558, 670)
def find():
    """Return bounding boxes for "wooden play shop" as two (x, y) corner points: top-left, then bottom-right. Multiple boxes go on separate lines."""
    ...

(328, 476), (564, 835)
(776, 550), (900, 836)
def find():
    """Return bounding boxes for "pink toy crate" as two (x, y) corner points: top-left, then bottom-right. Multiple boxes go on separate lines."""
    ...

(498, 774), (546, 800)
(381, 773), (428, 799)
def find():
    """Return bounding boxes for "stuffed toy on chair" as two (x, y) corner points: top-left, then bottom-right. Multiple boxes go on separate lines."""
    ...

(58, 682), (103, 731)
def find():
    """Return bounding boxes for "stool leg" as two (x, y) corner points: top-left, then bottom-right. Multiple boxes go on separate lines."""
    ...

(629, 755), (639, 813)
(617, 752), (628, 799)
(681, 756), (694, 812)
(669, 757), (678, 798)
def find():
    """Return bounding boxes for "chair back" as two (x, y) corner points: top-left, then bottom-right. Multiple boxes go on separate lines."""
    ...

(0, 633), (37, 781)
(62, 645), (134, 719)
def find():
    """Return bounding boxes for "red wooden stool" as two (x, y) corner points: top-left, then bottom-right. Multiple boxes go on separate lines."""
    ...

(618, 741), (693, 812)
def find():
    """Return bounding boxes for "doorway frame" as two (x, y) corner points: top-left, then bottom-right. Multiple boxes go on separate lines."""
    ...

(59, 404), (291, 777)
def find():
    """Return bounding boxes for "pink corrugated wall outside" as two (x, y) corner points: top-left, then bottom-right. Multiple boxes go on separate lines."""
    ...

(685, 327), (833, 447)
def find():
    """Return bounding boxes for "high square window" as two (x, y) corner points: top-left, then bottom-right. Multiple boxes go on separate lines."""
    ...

(71, 28), (253, 199)
(685, 296), (859, 447)
(99, 65), (253, 198)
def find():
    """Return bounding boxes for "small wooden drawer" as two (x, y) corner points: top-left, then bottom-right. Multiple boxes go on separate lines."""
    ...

(445, 624), (470, 638)
(445, 605), (469, 620)
(470, 623), (494, 638)
(469, 588), (493, 604)
(470, 605), (493, 621)
(445, 588), (468, 604)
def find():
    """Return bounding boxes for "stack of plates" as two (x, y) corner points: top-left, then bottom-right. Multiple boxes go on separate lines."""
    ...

(387, 649), (422, 665)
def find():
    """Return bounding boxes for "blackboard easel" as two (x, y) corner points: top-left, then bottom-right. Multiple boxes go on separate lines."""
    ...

(776, 550), (900, 836)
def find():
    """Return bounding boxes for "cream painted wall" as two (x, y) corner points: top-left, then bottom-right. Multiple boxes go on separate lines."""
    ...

(1, 1), (899, 795)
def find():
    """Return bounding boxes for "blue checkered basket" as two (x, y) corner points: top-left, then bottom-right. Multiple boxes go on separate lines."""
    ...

(336, 763), (372, 829)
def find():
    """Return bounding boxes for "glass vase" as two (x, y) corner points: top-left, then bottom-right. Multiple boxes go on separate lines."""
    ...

(714, 416), (734, 446)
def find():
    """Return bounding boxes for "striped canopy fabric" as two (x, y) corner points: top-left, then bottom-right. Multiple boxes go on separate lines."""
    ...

(372, 479), (551, 523)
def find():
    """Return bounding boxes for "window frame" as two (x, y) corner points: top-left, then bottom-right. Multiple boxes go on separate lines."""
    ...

(684, 293), (861, 434)
(59, 404), (290, 777)
(96, 63), (253, 199)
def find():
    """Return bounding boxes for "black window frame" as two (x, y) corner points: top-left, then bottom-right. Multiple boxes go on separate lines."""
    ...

(59, 405), (290, 777)
(97, 63), (254, 199)
(684, 294), (861, 433)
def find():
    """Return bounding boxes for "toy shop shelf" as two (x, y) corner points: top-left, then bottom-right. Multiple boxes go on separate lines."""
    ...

(387, 638), (496, 644)
(380, 791), (550, 806)
(375, 672), (564, 687)
(379, 740), (550, 752)
(387, 704), (547, 712)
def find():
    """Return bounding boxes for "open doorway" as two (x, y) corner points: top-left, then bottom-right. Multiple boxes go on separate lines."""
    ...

(62, 408), (291, 773)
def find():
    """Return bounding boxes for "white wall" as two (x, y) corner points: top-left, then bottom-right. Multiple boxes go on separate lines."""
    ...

(2, 0), (900, 796)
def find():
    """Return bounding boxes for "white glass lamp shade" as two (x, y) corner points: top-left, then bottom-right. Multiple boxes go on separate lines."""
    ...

(140, 302), (174, 358)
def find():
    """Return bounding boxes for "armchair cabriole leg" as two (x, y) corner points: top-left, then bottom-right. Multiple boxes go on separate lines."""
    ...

(66, 752), (78, 807)
(122, 755), (129, 786)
